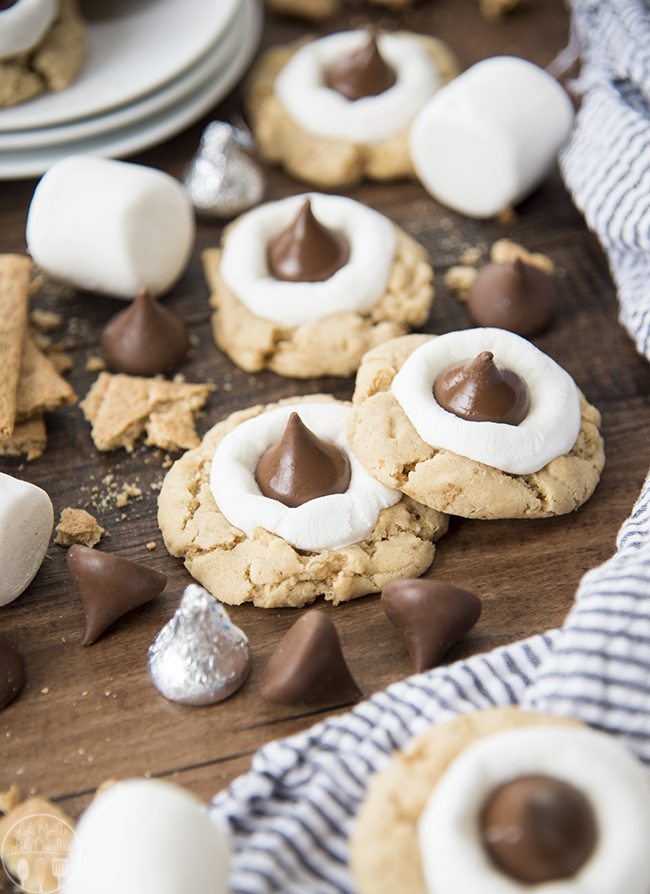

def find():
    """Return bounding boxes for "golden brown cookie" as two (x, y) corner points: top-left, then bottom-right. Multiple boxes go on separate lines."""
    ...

(203, 223), (433, 378)
(350, 707), (577, 894)
(0, 0), (86, 108)
(349, 335), (605, 519)
(246, 34), (458, 188)
(158, 395), (448, 608)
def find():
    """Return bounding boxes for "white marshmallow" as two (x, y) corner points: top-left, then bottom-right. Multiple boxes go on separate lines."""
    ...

(410, 56), (575, 218)
(391, 329), (581, 475)
(0, 0), (58, 61)
(26, 156), (196, 300)
(275, 31), (442, 144)
(211, 403), (400, 552)
(418, 725), (650, 894)
(219, 193), (397, 326)
(63, 778), (230, 894)
(0, 473), (53, 607)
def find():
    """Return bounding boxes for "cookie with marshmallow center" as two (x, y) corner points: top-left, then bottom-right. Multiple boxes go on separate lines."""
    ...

(158, 395), (447, 609)
(350, 707), (650, 894)
(348, 332), (604, 519)
(245, 30), (458, 188)
(203, 193), (434, 378)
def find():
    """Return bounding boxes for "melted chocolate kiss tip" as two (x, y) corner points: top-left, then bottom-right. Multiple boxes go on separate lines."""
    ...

(268, 198), (349, 283)
(434, 350), (530, 426)
(325, 31), (397, 101)
(101, 288), (189, 377)
(0, 636), (26, 712)
(255, 411), (351, 508)
(260, 610), (361, 706)
(67, 544), (167, 645)
(381, 578), (481, 672)
(468, 260), (558, 336)
(481, 774), (598, 884)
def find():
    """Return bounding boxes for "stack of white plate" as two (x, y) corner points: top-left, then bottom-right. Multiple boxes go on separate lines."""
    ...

(0, 0), (262, 179)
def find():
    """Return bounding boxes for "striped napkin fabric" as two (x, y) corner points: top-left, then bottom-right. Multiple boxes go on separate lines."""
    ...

(210, 2), (650, 890)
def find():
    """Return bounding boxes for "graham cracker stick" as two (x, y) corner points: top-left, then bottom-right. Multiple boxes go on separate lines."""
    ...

(0, 255), (31, 440)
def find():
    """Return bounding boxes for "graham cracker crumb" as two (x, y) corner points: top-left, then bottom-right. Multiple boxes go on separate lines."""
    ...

(55, 507), (105, 547)
(491, 239), (555, 274)
(459, 246), (484, 266)
(115, 483), (142, 509)
(30, 308), (63, 332)
(496, 206), (517, 224)
(86, 355), (106, 373)
(479, 0), (521, 20)
(145, 541), (157, 551)
(444, 266), (478, 301)
(81, 372), (213, 453)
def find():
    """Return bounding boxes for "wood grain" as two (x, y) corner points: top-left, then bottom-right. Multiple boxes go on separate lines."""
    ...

(1, 0), (650, 823)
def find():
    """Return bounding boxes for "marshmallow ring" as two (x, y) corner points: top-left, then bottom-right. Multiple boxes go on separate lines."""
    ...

(419, 725), (650, 894)
(275, 31), (442, 144)
(391, 328), (581, 475)
(210, 402), (400, 552)
(219, 193), (397, 327)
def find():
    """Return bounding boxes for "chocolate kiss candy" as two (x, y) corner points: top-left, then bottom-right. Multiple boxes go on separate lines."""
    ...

(481, 774), (598, 883)
(381, 579), (481, 672)
(255, 412), (351, 508)
(101, 288), (189, 377)
(260, 610), (362, 706)
(325, 33), (397, 101)
(148, 584), (250, 706)
(268, 199), (349, 283)
(468, 259), (558, 337)
(67, 544), (167, 645)
(0, 637), (25, 711)
(434, 351), (530, 425)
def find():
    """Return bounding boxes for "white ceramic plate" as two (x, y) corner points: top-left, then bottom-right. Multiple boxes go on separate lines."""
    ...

(0, 0), (262, 179)
(0, 0), (241, 132)
(0, 2), (245, 151)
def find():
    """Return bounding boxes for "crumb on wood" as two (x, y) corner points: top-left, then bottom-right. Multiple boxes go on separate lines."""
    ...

(115, 483), (142, 509)
(145, 541), (157, 551)
(30, 308), (63, 332)
(86, 355), (106, 373)
(444, 266), (478, 301)
(54, 507), (105, 548)
(490, 238), (555, 273)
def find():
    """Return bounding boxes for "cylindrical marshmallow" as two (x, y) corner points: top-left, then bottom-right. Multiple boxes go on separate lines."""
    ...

(0, 0), (58, 60)
(26, 156), (196, 300)
(0, 473), (53, 607)
(409, 56), (575, 219)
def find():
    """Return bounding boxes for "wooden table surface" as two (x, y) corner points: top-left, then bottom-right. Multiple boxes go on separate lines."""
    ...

(1, 0), (650, 827)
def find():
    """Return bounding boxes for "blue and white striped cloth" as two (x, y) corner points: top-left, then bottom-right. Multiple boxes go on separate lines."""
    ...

(210, 3), (650, 890)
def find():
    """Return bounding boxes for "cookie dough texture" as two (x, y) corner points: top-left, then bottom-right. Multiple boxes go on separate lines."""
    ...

(0, 0), (86, 108)
(203, 226), (433, 378)
(350, 707), (577, 894)
(349, 335), (605, 519)
(246, 35), (458, 188)
(158, 396), (448, 608)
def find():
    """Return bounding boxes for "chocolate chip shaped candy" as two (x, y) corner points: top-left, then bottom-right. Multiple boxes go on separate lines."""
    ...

(381, 579), (481, 672)
(101, 289), (189, 377)
(67, 545), (167, 644)
(261, 611), (361, 705)
(0, 473), (53, 607)
(148, 584), (250, 706)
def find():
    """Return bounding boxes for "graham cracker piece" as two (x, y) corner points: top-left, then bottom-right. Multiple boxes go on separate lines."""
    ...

(490, 239), (555, 273)
(146, 408), (203, 451)
(444, 266), (478, 301)
(0, 415), (47, 461)
(0, 796), (74, 893)
(55, 507), (105, 547)
(16, 336), (77, 422)
(81, 373), (214, 453)
(0, 255), (31, 440)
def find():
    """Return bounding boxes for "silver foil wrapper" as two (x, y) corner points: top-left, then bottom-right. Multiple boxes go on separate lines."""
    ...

(148, 583), (250, 706)
(184, 120), (266, 218)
